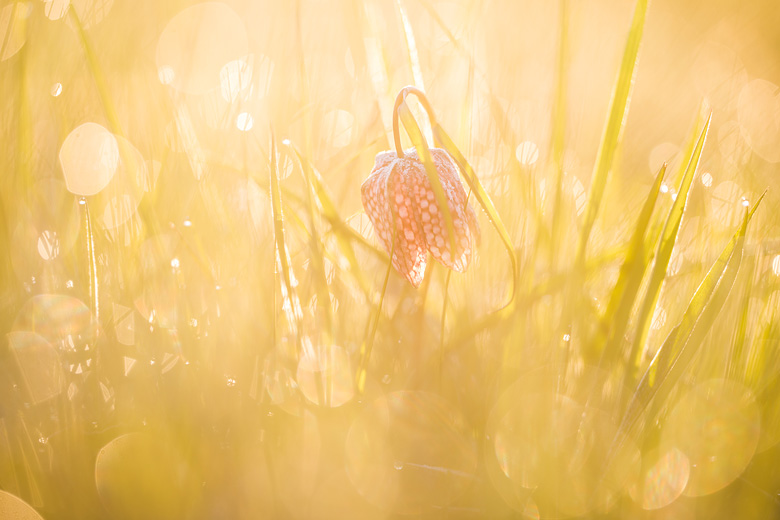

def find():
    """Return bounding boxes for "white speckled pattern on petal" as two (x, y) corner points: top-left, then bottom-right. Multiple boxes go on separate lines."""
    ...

(360, 147), (480, 287)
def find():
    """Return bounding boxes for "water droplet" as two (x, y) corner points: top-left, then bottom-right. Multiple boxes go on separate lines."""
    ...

(65, 280), (74, 288)
(381, 374), (391, 384)
(393, 460), (404, 470)
(51, 83), (62, 97)
(183, 219), (192, 227)
(170, 258), (180, 268)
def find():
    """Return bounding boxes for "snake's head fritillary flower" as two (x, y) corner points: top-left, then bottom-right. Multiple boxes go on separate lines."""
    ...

(361, 147), (480, 287)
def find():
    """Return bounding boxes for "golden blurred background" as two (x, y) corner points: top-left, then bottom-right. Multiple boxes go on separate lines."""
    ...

(1, 0), (779, 518)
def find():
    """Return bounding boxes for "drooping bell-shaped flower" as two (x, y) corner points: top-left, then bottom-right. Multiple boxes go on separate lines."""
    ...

(361, 146), (480, 288)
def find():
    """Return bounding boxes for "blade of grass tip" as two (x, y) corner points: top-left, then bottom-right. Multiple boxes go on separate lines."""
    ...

(397, 98), (460, 266)
(575, 0), (648, 265)
(284, 141), (333, 345)
(356, 240), (396, 395)
(433, 123), (518, 307)
(549, 0), (570, 271)
(619, 195), (762, 444)
(288, 150), (373, 295)
(594, 163), (667, 360)
(630, 113), (712, 374)
(269, 133), (306, 361)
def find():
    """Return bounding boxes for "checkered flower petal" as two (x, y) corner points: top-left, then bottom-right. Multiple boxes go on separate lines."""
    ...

(407, 148), (480, 272)
(361, 147), (480, 287)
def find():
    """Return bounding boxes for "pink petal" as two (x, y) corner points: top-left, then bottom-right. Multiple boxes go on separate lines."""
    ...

(409, 148), (478, 272)
(360, 159), (394, 254)
(386, 161), (428, 287)
(361, 152), (428, 287)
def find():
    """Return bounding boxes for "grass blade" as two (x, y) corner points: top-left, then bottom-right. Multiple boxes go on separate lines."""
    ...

(397, 99), (459, 263)
(356, 240), (395, 395)
(620, 194), (763, 440)
(594, 163), (667, 360)
(269, 134), (306, 360)
(432, 123), (518, 306)
(549, 0), (570, 270)
(576, 0), (649, 263)
(288, 149), (372, 295)
(395, 0), (431, 144)
(285, 143), (333, 345)
(630, 113), (712, 371)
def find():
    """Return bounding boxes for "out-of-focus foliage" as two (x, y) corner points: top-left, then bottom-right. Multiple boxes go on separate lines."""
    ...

(1, 0), (780, 518)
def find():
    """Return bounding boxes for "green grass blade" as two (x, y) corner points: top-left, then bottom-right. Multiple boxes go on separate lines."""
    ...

(395, 0), (431, 144)
(432, 124), (518, 306)
(288, 149), (372, 295)
(595, 163), (667, 360)
(397, 99), (459, 264)
(549, 0), (570, 270)
(269, 134), (305, 360)
(728, 251), (756, 379)
(576, 0), (648, 263)
(356, 240), (395, 395)
(621, 195), (763, 439)
(286, 144), (334, 345)
(68, 7), (124, 138)
(630, 113), (712, 371)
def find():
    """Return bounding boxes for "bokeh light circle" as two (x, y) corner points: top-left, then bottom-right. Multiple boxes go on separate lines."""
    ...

(0, 490), (45, 520)
(345, 391), (477, 515)
(93, 135), (148, 230)
(321, 109), (354, 148)
(486, 369), (640, 517)
(0, 3), (29, 61)
(738, 79), (780, 163)
(95, 433), (198, 519)
(156, 2), (248, 95)
(7, 331), (65, 404)
(296, 344), (354, 407)
(629, 447), (690, 510)
(13, 294), (97, 348)
(59, 122), (119, 196)
(662, 379), (760, 497)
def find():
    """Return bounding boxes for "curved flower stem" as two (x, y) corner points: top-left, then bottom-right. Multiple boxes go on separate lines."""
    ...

(392, 86), (437, 157)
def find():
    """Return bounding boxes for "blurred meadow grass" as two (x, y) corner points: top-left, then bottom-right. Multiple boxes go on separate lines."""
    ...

(1, 0), (780, 518)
